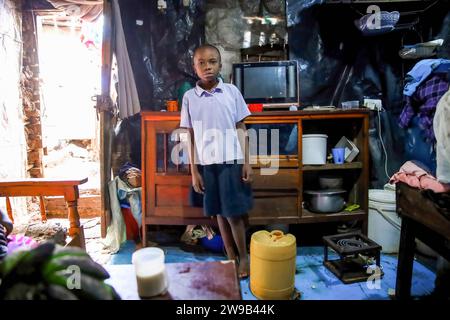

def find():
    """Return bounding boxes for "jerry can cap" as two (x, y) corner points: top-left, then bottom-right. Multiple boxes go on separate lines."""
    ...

(251, 230), (296, 247)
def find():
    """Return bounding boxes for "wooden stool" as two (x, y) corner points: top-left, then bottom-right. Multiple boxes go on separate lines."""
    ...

(0, 178), (88, 249)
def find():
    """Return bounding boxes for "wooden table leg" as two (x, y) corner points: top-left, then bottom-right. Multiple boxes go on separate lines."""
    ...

(67, 199), (86, 249)
(395, 216), (416, 300)
(142, 224), (147, 248)
(5, 196), (13, 223)
(361, 216), (368, 235)
(39, 196), (47, 222)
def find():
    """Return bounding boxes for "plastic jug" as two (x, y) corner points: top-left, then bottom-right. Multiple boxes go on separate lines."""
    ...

(250, 230), (297, 300)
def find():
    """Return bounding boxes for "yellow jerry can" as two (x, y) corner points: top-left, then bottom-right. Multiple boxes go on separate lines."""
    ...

(250, 230), (297, 300)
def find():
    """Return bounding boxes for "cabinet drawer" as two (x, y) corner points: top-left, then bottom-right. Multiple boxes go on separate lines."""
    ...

(250, 191), (298, 218)
(153, 185), (204, 218)
(252, 169), (298, 190)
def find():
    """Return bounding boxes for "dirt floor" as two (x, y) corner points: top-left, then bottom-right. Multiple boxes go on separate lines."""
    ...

(43, 139), (100, 191)
(12, 198), (111, 264)
(11, 213), (112, 265)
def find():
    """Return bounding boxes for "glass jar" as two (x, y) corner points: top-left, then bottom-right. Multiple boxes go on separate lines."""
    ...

(132, 247), (168, 298)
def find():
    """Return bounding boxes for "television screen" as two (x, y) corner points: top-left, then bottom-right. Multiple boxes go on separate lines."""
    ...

(232, 60), (299, 105)
(244, 66), (287, 99)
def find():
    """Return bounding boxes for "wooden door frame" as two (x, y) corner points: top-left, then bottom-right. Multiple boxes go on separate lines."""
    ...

(99, 0), (113, 238)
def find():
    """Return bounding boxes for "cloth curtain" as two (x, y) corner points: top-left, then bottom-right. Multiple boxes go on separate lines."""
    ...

(111, 0), (141, 119)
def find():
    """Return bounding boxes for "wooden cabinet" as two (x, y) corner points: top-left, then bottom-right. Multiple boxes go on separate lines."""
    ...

(141, 110), (369, 246)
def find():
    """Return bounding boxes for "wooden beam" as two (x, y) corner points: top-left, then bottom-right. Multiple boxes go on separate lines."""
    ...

(100, 0), (113, 238)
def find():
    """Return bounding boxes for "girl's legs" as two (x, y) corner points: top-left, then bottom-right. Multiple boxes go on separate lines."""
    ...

(217, 215), (237, 261)
(227, 216), (249, 278)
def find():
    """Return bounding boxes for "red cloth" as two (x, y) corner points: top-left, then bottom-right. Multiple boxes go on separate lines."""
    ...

(121, 207), (139, 240)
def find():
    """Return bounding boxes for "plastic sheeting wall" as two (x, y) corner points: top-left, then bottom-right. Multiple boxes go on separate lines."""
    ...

(287, 0), (450, 187)
(0, 0), (29, 222)
(118, 0), (206, 111)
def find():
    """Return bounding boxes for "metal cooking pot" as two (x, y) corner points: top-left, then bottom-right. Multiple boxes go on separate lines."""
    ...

(304, 189), (346, 213)
(319, 175), (343, 189)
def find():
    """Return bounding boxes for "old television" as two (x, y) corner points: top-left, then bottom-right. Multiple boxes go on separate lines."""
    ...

(232, 60), (299, 109)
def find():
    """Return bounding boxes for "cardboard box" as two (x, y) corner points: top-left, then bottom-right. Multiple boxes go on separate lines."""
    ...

(335, 136), (359, 162)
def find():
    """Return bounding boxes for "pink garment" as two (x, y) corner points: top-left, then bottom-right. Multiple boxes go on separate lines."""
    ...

(7, 234), (38, 254)
(390, 161), (450, 193)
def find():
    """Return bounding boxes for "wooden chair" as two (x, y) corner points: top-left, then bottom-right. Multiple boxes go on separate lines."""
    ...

(0, 178), (88, 249)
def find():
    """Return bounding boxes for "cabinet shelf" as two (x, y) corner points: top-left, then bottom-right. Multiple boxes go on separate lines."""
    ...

(300, 209), (366, 223)
(302, 162), (363, 171)
(141, 110), (370, 247)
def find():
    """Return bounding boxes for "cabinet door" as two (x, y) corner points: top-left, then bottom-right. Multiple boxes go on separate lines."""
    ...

(143, 120), (203, 219)
(245, 122), (300, 223)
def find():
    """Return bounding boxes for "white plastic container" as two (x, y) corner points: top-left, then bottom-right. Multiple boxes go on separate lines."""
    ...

(132, 247), (168, 298)
(302, 134), (328, 165)
(368, 189), (401, 254)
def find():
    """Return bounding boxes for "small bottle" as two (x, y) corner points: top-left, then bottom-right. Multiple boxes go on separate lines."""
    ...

(259, 32), (266, 46)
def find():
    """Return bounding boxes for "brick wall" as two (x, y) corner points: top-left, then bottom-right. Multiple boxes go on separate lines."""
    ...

(22, 8), (44, 178)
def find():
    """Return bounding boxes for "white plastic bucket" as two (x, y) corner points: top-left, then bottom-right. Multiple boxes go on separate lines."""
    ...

(302, 134), (328, 165)
(368, 189), (401, 254)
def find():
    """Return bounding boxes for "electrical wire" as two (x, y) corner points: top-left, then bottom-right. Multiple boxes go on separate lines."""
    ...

(377, 107), (391, 181)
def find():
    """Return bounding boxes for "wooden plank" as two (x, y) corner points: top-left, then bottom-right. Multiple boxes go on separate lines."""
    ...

(360, 115), (370, 234)
(250, 157), (298, 168)
(99, 0), (113, 238)
(302, 162), (363, 171)
(300, 209), (366, 223)
(396, 183), (450, 240)
(154, 175), (191, 185)
(154, 206), (204, 218)
(0, 178), (88, 186)
(140, 109), (370, 120)
(395, 217), (416, 300)
(5, 197), (13, 223)
(0, 186), (78, 198)
(249, 216), (300, 225)
(250, 192), (298, 219)
(252, 168), (299, 189)
(145, 216), (215, 225)
(156, 185), (190, 207)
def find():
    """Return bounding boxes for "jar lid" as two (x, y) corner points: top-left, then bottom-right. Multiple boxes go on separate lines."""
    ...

(304, 189), (346, 195)
(302, 134), (328, 138)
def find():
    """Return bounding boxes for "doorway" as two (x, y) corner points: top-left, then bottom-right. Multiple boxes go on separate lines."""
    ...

(36, 15), (102, 215)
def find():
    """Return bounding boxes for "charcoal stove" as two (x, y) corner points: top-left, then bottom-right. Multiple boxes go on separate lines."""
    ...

(323, 232), (384, 284)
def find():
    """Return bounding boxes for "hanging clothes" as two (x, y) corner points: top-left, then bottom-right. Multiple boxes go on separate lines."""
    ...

(399, 73), (449, 141)
(403, 58), (450, 97)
